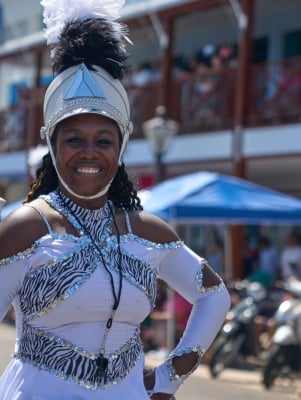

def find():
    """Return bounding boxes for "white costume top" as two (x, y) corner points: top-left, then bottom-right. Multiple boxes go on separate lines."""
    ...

(0, 190), (230, 399)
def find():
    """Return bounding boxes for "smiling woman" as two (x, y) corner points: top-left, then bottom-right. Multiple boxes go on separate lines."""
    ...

(53, 114), (121, 206)
(0, 1), (230, 399)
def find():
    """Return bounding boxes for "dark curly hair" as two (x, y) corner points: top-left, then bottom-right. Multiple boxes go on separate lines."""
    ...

(25, 16), (142, 211)
(25, 152), (142, 211)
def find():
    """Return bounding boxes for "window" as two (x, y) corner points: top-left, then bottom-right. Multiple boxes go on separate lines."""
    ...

(283, 29), (301, 58)
(252, 37), (269, 63)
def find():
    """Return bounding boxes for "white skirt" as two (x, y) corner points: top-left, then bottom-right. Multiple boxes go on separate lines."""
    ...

(0, 356), (150, 400)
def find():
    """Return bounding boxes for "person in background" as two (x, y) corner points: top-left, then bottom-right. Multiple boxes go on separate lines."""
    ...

(172, 292), (193, 344)
(250, 236), (279, 288)
(218, 43), (235, 67)
(147, 289), (193, 360)
(280, 232), (301, 281)
(206, 240), (224, 277)
(241, 235), (258, 279)
(27, 144), (48, 182)
(249, 236), (279, 350)
(0, 1), (230, 399)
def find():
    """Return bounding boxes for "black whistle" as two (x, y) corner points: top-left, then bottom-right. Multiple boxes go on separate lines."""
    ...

(96, 354), (109, 381)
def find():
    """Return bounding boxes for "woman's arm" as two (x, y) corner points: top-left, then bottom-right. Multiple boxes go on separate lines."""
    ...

(0, 203), (51, 320)
(133, 212), (230, 398)
(0, 204), (48, 259)
(148, 247), (230, 398)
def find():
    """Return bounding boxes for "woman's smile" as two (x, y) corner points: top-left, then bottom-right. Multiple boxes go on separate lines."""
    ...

(76, 166), (102, 175)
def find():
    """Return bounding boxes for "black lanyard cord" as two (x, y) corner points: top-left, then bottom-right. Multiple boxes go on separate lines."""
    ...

(57, 191), (123, 324)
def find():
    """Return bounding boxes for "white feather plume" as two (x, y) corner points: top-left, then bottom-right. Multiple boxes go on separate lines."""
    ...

(40, 0), (126, 44)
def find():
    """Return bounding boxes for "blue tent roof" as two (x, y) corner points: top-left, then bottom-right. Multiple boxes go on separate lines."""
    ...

(142, 171), (301, 224)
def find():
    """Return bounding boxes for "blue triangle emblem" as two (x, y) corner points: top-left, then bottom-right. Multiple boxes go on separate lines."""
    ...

(64, 64), (106, 99)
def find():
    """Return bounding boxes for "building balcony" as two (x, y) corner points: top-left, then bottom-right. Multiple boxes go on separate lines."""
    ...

(0, 55), (301, 152)
(126, 55), (301, 139)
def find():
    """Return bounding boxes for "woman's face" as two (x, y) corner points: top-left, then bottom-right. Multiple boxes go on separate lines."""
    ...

(54, 113), (120, 205)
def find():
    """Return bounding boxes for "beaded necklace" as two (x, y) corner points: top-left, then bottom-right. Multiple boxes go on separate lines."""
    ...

(57, 190), (123, 383)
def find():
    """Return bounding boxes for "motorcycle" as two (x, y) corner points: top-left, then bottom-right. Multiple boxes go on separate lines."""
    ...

(262, 279), (301, 389)
(209, 280), (269, 378)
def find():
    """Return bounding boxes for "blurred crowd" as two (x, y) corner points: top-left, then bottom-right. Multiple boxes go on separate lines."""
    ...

(242, 231), (301, 286)
(123, 42), (237, 87)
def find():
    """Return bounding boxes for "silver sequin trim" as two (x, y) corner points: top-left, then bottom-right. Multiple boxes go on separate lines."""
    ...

(120, 233), (184, 250)
(14, 324), (143, 390)
(167, 345), (204, 382)
(45, 98), (130, 133)
(195, 259), (226, 294)
(0, 243), (37, 267)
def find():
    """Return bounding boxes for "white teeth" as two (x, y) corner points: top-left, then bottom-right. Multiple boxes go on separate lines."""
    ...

(77, 168), (99, 174)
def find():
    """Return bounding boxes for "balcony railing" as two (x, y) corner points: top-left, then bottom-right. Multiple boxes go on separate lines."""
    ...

(247, 55), (301, 127)
(125, 68), (237, 139)
(0, 56), (301, 151)
(126, 55), (301, 138)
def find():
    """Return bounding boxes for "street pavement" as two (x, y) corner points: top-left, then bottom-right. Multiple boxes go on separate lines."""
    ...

(0, 321), (300, 399)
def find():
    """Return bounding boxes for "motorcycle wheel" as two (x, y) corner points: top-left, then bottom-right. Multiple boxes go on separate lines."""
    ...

(262, 345), (287, 389)
(209, 334), (245, 378)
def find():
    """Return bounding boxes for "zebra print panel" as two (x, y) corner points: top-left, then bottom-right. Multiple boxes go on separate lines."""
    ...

(14, 323), (143, 390)
(20, 242), (157, 319)
(16, 191), (157, 319)
(103, 244), (157, 308)
(19, 244), (99, 320)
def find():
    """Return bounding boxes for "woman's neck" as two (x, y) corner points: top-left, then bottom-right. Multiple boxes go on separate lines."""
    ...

(57, 186), (108, 210)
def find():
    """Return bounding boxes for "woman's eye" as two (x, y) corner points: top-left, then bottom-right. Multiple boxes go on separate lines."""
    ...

(97, 138), (111, 145)
(67, 136), (82, 143)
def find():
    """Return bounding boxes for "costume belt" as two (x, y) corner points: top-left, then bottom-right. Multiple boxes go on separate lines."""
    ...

(13, 323), (142, 390)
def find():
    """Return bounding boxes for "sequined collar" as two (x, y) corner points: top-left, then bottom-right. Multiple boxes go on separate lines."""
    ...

(42, 190), (113, 241)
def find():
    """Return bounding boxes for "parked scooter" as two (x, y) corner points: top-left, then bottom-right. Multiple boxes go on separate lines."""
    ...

(209, 281), (269, 378)
(262, 279), (301, 389)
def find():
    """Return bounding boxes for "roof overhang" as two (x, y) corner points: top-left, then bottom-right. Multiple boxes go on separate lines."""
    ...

(0, 31), (46, 61)
(0, 0), (222, 60)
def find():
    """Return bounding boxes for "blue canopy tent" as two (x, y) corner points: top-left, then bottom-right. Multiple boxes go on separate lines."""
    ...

(142, 171), (301, 225)
(142, 170), (301, 280)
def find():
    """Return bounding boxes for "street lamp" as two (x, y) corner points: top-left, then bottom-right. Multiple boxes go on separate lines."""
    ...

(142, 105), (179, 183)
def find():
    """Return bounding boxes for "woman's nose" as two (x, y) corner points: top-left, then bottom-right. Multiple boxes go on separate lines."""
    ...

(81, 140), (97, 156)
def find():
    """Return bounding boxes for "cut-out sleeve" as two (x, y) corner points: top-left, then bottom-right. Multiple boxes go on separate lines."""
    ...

(151, 244), (231, 395)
